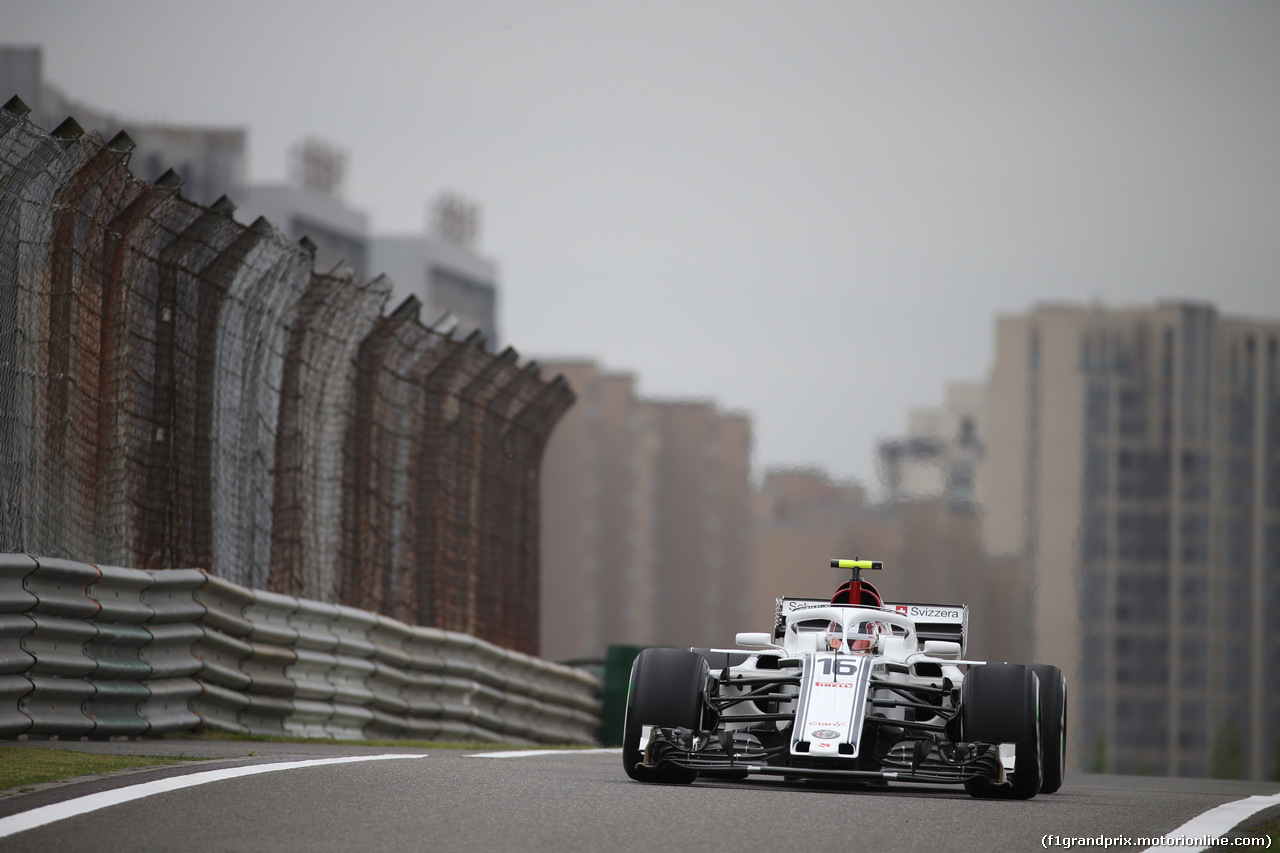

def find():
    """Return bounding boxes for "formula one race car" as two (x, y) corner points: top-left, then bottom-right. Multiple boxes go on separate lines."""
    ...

(623, 559), (1067, 799)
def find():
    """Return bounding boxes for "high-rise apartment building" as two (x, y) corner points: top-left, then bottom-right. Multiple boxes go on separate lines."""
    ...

(371, 194), (499, 350)
(981, 301), (1280, 779)
(238, 138), (371, 277)
(645, 400), (754, 651)
(751, 468), (871, 629)
(538, 362), (754, 660)
(877, 381), (985, 506)
(539, 362), (656, 660)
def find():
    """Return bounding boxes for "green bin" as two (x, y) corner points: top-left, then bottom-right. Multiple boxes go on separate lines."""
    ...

(599, 644), (645, 747)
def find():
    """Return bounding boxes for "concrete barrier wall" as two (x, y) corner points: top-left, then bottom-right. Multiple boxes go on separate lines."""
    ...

(0, 556), (600, 744)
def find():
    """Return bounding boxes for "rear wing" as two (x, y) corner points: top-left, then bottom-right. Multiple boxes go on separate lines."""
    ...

(774, 597), (969, 655)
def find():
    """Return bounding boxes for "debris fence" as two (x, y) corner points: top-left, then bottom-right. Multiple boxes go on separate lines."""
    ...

(0, 100), (573, 655)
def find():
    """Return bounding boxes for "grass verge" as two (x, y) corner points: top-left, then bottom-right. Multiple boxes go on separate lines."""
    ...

(1241, 814), (1278, 844)
(0, 747), (210, 793)
(168, 730), (592, 751)
(1230, 806), (1280, 846)
(0, 733), (600, 793)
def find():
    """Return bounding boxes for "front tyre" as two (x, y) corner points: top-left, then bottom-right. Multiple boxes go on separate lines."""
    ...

(962, 663), (1042, 799)
(622, 648), (707, 784)
(1030, 663), (1067, 794)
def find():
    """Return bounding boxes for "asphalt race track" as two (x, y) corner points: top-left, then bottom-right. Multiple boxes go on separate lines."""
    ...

(1, 741), (1277, 852)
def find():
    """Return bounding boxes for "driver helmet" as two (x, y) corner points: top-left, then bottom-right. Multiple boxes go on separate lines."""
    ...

(825, 619), (884, 653)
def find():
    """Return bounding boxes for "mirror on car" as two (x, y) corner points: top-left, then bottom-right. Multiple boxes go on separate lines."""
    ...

(735, 632), (776, 648)
(922, 640), (962, 658)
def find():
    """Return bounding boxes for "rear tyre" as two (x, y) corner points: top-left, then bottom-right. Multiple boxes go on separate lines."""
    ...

(961, 663), (1042, 799)
(622, 648), (707, 784)
(1030, 664), (1067, 794)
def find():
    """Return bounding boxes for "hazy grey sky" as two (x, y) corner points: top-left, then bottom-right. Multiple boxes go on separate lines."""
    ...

(7, 1), (1280, 488)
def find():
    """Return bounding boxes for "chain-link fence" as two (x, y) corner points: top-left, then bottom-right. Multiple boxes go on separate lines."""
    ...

(0, 100), (573, 655)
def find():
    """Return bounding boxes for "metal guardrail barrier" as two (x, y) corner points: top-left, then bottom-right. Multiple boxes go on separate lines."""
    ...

(0, 555), (37, 612)
(89, 565), (155, 624)
(138, 677), (202, 733)
(0, 674), (33, 736)
(23, 675), (95, 737)
(24, 615), (97, 677)
(0, 615), (36, 674)
(147, 570), (212, 625)
(141, 623), (203, 679)
(0, 556), (600, 744)
(25, 558), (101, 619)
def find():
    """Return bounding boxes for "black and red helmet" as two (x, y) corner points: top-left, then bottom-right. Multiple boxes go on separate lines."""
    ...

(830, 579), (884, 608)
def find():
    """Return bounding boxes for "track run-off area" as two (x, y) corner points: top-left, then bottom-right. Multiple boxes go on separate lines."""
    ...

(0, 742), (1276, 852)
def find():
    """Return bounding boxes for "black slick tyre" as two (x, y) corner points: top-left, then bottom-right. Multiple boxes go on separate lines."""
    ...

(961, 663), (1043, 799)
(622, 648), (707, 784)
(1030, 663), (1067, 794)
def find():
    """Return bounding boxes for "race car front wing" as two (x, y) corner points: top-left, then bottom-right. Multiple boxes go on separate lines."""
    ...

(637, 723), (1005, 787)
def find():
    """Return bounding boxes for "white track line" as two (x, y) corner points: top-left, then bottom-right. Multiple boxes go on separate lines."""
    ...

(0, 754), (427, 840)
(1144, 792), (1280, 852)
(472, 748), (622, 759)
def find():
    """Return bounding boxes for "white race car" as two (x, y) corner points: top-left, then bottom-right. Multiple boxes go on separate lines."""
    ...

(623, 559), (1067, 799)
